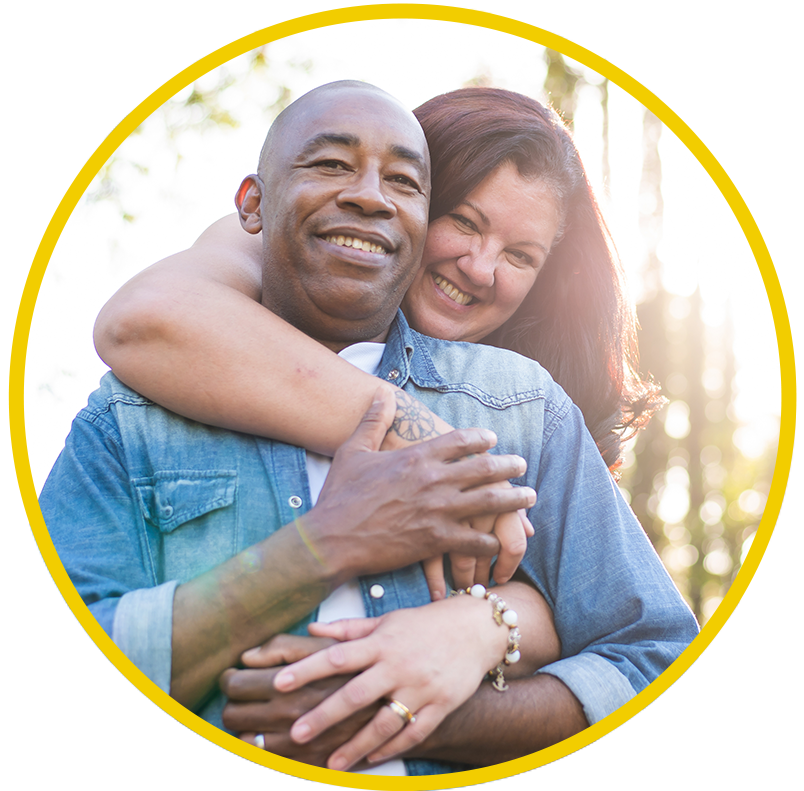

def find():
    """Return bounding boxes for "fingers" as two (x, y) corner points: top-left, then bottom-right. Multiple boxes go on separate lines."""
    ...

(453, 480), (536, 519)
(364, 706), (441, 767)
(449, 551), (478, 591)
(339, 386), (396, 456)
(286, 670), (387, 746)
(420, 427), (498, 462)
(220, 667), (280, 701)
(446, 451), (528, 490)
(421, 556), (447, 601)
(273, 639), (376, 693)
(241, 633), (336, 667)
(326, 700), (420, 771)
(307, 617), (380, 642)
(490, 509), (529, 584)
(520, 508), (535, 537)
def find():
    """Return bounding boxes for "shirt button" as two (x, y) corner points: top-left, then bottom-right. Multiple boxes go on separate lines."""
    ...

(369, 584), (385, 599)
(162, 504), (174, 518)
(386, 369), (400, 380)
(288, 495), (303, 509)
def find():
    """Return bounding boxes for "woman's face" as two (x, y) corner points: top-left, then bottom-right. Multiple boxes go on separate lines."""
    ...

(401, 161), (562, 344)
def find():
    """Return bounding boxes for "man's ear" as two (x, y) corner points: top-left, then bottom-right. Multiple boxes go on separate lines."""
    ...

(235, 175), (263, 234)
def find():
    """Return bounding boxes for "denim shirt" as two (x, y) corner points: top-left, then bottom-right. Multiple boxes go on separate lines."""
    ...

(39, 312), (698, 774)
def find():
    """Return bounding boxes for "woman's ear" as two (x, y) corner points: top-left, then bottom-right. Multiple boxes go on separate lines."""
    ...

(235, 175), (263, 234)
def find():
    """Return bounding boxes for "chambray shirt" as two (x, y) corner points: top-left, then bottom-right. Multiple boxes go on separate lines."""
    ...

(39, 312), (698, 774)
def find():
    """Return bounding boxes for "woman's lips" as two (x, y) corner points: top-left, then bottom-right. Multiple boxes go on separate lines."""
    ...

(432, 273), (475, 306)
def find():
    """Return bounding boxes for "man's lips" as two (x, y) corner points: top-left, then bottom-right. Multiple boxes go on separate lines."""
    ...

(432, 273), (476, 306)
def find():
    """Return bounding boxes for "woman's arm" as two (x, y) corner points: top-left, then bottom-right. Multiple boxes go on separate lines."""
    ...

(94, 215), (534, 595)
(94, 214), (454, 455)
(227, 580), (564, 771)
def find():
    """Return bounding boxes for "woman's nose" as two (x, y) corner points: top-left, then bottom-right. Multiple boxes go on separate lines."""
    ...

(456, 242), (497, 288)
(336, 170), (396, 217)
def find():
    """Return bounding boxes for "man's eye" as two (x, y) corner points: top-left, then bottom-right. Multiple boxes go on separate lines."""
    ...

(316, 160), (349, 171)
(389, 174), (420, 190)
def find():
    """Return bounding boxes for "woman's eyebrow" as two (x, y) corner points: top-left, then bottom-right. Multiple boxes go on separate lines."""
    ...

(462, 200), (490, 226)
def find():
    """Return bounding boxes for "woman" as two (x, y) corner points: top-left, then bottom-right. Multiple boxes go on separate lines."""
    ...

(95, 87), (664, 771)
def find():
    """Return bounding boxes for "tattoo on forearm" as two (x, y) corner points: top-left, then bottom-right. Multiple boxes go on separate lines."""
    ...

(391, 390), (441, 441)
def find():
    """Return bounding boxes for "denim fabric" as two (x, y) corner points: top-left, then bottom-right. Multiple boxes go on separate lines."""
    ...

(39, 311), (698, 774)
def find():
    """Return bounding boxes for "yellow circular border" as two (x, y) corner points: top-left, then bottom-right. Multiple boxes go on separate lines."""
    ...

(9, 4), (795, 790)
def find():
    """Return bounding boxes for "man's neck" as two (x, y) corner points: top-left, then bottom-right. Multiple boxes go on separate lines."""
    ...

(317, 329), (390, 353)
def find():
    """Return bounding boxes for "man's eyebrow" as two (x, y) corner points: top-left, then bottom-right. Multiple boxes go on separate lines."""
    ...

(299, 133), (361, 156)
(391, 144), (427, 171)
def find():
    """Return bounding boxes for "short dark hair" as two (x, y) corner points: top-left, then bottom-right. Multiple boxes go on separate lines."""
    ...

(415, 87), (663, 470)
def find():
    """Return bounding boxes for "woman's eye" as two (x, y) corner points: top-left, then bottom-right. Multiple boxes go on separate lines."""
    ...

(450, 214), (478, 232)
(508, 250), (535, 267)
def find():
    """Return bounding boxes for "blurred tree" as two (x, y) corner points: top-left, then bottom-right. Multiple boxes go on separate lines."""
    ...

(543, 49), (585, 128)
(85, 45), (301, 221)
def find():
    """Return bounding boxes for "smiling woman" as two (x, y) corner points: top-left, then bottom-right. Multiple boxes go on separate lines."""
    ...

(402, 161), (561, 344)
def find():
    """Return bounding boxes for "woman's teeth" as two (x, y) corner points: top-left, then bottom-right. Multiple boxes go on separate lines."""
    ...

(325, 235), (387, 254)
(434, 275), (473, 306)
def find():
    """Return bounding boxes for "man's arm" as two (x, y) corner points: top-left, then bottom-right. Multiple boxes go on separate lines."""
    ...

(411, 674), (587, 766)
(41, 388), (536, 711)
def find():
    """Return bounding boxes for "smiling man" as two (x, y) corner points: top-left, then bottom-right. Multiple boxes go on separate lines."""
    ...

(246, 83), (431, 346)
(39, 81), (697, 775)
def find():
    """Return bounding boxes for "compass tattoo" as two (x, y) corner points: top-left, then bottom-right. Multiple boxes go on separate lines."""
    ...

(391, 390), (441, 442)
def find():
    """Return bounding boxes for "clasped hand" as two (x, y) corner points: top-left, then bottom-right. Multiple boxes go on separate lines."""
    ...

(223, 596), (509, 771)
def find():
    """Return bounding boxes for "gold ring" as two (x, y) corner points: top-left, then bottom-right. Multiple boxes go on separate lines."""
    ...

(387, 698), (417, 725)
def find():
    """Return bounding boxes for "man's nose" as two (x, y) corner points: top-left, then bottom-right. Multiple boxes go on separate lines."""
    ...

(336, 170), (396, 216)
(456, 240), (497, 289)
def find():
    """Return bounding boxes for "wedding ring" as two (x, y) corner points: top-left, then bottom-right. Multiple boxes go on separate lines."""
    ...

(254, 734), (265, 750)
(386, 698), (417, 725)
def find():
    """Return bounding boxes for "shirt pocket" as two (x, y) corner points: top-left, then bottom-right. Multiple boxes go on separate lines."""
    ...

(132, 470), (238, 584)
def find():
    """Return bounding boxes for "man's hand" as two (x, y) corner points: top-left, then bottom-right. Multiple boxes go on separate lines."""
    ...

(302, 389), (536, 585)
(220, 635), (380, 767)
(271, 595), (514, 771)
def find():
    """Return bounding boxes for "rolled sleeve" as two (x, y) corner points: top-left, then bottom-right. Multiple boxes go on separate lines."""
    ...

(520, 395), (699, 722)
(113, 581), (178, 693)
(537, 654), (637, 724)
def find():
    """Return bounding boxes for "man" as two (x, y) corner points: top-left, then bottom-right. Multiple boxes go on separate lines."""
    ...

(40, 81), (697, 774)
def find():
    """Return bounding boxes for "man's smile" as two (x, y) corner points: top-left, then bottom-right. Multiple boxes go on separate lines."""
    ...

(324, 234), (389, 255)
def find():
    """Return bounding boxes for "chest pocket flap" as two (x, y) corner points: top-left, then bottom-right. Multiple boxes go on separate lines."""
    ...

(133, 470), (237, 533)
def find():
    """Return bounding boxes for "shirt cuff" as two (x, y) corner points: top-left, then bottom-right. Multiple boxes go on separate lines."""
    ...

(112, 581), (178, 693)
(536, 653), (636, 724)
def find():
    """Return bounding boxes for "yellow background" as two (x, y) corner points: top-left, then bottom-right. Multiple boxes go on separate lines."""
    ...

(8, 3), (797, 791)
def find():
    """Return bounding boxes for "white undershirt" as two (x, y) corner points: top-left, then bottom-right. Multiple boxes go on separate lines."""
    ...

(305, 342), (407, 776)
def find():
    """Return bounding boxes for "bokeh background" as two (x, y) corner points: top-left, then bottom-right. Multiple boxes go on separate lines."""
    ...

(26, 30), (780, 628)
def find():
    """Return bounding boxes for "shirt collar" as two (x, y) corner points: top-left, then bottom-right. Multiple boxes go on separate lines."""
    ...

(379, 311), (446, 389)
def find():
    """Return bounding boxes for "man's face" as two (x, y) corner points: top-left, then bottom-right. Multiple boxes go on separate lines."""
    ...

(253, 86), (430, 350)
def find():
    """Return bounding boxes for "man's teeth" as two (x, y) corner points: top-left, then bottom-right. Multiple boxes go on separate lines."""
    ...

(325, 235), (387, 254)
(434, 275), (473, 306)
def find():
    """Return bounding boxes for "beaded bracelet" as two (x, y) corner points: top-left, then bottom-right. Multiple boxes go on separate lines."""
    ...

(449, 583), (521, 692)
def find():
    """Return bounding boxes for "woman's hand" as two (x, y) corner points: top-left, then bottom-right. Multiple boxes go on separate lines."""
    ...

(271, 595), (511, 771)
(220, 635), (381, 767)
(423, 497), (535, 601)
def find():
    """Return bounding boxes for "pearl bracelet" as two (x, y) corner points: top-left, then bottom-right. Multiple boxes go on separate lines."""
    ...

(449, 583), (521, 692)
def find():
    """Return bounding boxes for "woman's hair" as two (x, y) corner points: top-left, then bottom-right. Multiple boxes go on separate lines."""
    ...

(414, 87), (664, 471)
